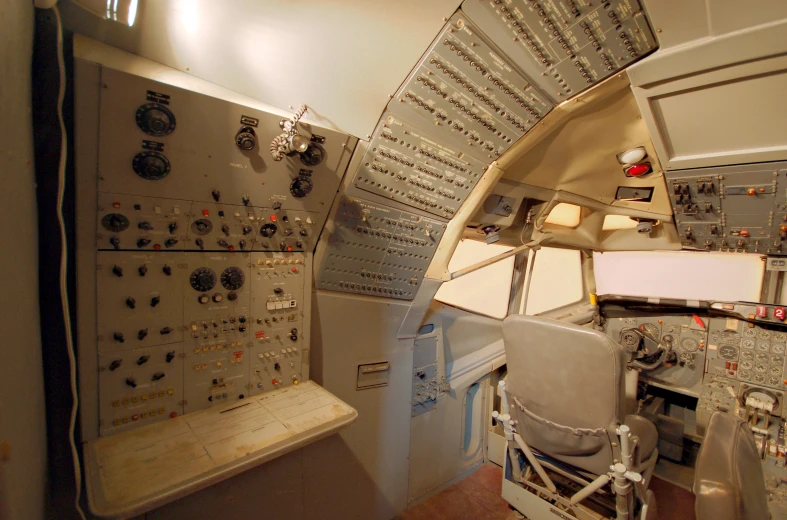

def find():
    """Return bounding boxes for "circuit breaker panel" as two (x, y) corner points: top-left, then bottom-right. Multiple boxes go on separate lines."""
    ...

(666, 161), (787, 254)
(76, 56), (353, 440)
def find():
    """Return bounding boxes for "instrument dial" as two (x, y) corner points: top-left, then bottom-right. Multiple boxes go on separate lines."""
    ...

(135, 103), (176, 136)
(744, 328), (756, 337)
(260, 223), (278, 238)
(132, 151), (171, 180)
(740, 361), (754, 370)
(755, 363), (768, 373)
(773, 344), (786, 354)
(738, 369), (751, 380)
(299, 143), (325, 167)
(759, 330), (772, 340)
(101, 213), (130, 232)
(757, 342), (771, 352)
(189, 267), (216, 292)
(191, 219), (213, 235)
(619, 330), (640, 350)
(754, 373), (767, 383)
(220, 267), (245, 291)
(756, 353), (770, 364)
(641, 323), (660, 340)
(680, 338), (700, 359)
(717, 344), (736, 359)
(775, 332), (787, 342)
(741, 350), (755, 361)
(290, 176), (314, 198)
(772, 355), (784, 366)
(742, 339), (755, 350)
(770, 366), (783, 377)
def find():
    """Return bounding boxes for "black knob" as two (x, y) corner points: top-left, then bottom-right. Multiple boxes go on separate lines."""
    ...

(112, 265), (123, 277)
(196, 238), (204, 250)
(136, 103), (176, 136)
(299, 143), (325, 167)
(272, 201), (282, 210)
(151, 372), (165, 381)
(290, 176), (314, 198)
(138, 265), (148, 276)
(168, 222), (178, 234)
(239, 316), (246, 323)
(299, 229), (308, 236)
(166, 351), (175, 363)
(137, 238), (151, 248)
(136, 355), (150, 365)
(274, 362), (281, 371)
(113, 332), (125, 343)
(102, 213), (130, 232)
(126, 297), (136, 309)
(274, 287), (284, 294)
(242, 225), (253, 235)
(289, 333), (298, 341)
(228, 292), (238, 301)
(138, 221), (153, 231)
(283, 228), (293, 236)
(260, 223), (278, 238)
(295, 241), (302, 248)
(291, 328), (298, 335)
(239, 239), (246, 250)
(222, 224), (230, 236)
(217, 239), (229, 248)
(160, 327), (173, 335)
(165, 238), (178, 248)
(150, 296), (160, 307)
(126, 378), (137, 388)
(110, 237), (121, 250)
(163, 264), (172, 276)
(239, 326), (246, 332)
(109, 359), (122, 371)
(242, 195), (250, 206)
(236, 126), (257, 151)
(138, 329), (148, 341)
(132, 151), (171, 180)
(212, 189), (221, 202)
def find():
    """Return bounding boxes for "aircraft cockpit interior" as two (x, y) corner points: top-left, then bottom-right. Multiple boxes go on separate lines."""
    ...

(6, 1), (787, 519)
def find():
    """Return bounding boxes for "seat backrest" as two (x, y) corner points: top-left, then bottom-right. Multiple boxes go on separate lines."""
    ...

(694, 412), (769, 520)
(503, 315), (626, 476)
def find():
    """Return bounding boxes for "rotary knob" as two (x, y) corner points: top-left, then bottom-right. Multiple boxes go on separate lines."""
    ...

(290, 176), (313, 198)
(189, 267), (217, 292)
(299, 143), (325, 167)
(135, 103), (176, 136)
(132, 151), (171, 180)
(220, 267), (245, 290)
(236, 126), (257, 151)
(260, 223), (278, 238)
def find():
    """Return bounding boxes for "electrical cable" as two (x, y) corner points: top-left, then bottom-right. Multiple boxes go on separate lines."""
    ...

(269, 104), (308, 161)
(52, 6), (88, 520)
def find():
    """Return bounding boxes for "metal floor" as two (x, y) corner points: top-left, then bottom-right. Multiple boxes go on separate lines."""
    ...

(398, 463), (696, 520)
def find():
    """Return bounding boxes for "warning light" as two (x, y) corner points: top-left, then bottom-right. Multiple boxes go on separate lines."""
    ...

(624, 163), (651, 177)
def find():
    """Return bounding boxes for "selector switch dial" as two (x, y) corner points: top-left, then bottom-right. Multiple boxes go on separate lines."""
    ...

(236, 126), (257, 151)
(135, 103), (176, 136)
(220, 267), (245, 291)
(189, 267), (217, 292)
(290, 176), (314, 198)
(191, 219), (213, 235)
(132, 151), (171, 180)
(299, 143), (325, 167)
(101, 213), (130, 233)
(260, 223), (278, 238)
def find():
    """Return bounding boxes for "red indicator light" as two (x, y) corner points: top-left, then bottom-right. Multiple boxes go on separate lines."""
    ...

(272, 378), (279, 385)
(740, 230), (750, 237)
(153, 244), (161, 251)
(776, 307), (786, 321)
(291, 267), (298, 273)
(170, 412), (178, 418)
(132, 414), (139, 421)
(286, 246), (293, 252)
(202, 209), (209, 217)
(255, 331), (265, 338)
(270, 215), (277, 222)
(756, 306), (768, 318)
(692, 315), (705, 329)
(625, 163), (651, 177)
(113, 201), (121, 208)
(228, 245), (235, 251)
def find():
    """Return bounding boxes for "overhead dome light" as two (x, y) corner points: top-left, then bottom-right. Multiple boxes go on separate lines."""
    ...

(73, 0), (139, 26)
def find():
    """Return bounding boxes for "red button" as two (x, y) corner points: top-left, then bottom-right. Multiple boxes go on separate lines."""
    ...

(255, 331), (265, 338)
(625, 163), (652, 177)
(270, 215), (277, 222)
(291, 267), (298, 273)
(153, 244), (161, 251)
(228, 245), (235, 251)
(756, 305), (768, 318)
(286, 246), (293, 252)
(776, 307), (786, 321)
(132, 414), (139, 421)
(732, 363), (738, 370)
(202, 209), (209, 217)
(271, 378), (279, 385)
(113, 201), (121, 208)
(170, 412), (178, 418)
(725, 361), (731, 369)
(740, 230), (750, 237)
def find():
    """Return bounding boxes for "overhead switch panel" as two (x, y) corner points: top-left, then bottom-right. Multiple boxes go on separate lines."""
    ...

(462, 0), (657, 102)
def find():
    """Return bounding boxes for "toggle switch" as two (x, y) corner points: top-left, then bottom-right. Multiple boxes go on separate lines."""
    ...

(113, 332), (125, 343)
(136, 355), (150, 365)
(168, 222), (178, 234)
(163, 264), (172, 276)
(109, 359), (122, 371)
(112, 265), (123, 277)
(138, 329), (148, 341)
(126, 297), (136, 309)
(138, 265), (148, 276)
(150, 296), (160, 307)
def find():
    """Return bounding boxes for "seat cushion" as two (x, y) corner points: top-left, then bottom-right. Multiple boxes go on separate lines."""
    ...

(623, 414), (658, 466)
(694, 412), (769, 520)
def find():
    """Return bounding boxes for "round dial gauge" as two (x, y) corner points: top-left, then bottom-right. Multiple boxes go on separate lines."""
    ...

(741, 360), (754, 370)
(772, 344), (786, 354)
(769, 376), (782, 386)
(754, 373), (767, 384)
(772, 355), (784, 366)
(741, 350), (755, 361)
(132, 151), (171, 180)
(189, 267), (216, 292)
(770, 366), (783, 377)
(756, 353), (770, 363)
(759, 330), (772, 340)
(682, 338), (700, 353)
(742, 339), (755, 350)
(135, 103), (176, 136)
(757, 342), (771, 352)
(220, 267), (245, 291)
(738, 369), (751, 380)
(620, 330), (640, 350)
(744, 328), (757, 337)
(641, 323), (660, 340)
(774, 332), (787, 342)
(755, 363), (768, 373)
(191, 219), (213, 235)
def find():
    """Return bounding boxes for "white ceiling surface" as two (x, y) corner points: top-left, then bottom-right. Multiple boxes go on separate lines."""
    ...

(59, 0), (462, 138)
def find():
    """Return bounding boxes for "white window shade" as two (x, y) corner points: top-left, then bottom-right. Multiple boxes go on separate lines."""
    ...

(435, 239), (514, 319)
(594, 251), (764, 302)
(523, 248), (584, 315)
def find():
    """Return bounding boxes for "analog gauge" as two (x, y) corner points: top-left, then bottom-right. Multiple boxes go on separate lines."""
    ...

(754, 373), (767, 384)
(717, 344), (737, 359)
(641, 323), (660, 340)
(755, 364), (768, 373)
(744, 328), (756, 337)
(720, 331), (741, 344)
(191, 219), (213, 235)
(770, 366), (782, 377)
(220, 267), (245, 291)
(759, 330), (772, 340)
(740, 360), (753, 370)
(757, 342), (771, 352)
(774, 332), (787, 342)
(769, 376), (782, 387)
(772, 355), (785, 366)
(189, 267), (216, 292)
(742, 339), (755, 350)
(756, 353), (770, 364)
(619, 330), (640, 350)
(680, 338), (700, 359)
(738, 369), (751, 380)
(741, 350), (755, 361)
(772, 344), (786, 354)
(101, 213), (130, 232)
